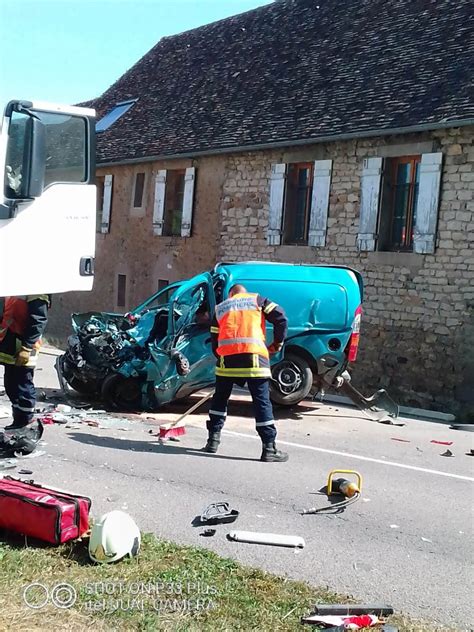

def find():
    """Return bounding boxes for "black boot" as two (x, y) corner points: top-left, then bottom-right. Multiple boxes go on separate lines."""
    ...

(202, 431), (221, 454)
(260, 442), (289, 463)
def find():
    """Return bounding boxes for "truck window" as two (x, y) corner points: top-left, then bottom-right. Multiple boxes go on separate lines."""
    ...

(4, 111), (28, 198)
(40, 112), (87, 187)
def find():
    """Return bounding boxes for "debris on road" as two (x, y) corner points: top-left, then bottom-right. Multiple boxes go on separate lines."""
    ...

(450, 424), (474, 432)
(198, 502), (239, 526)
(301, 613), (380, 627)
(430, 440), (453, 445)
(390, 525), (400, 529)
(309, 604), (394, 617)
(200, 529), (216, 537)
(440, 449), (454, 457)
(421, 537), (432, 543)
(227, 530), (305, 548)
(391, 437), (410, 443)
(17, 469), (33, 475)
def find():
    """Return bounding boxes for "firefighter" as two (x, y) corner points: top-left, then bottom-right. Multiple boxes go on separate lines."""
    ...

(0, 295), (50, 454)
(203, 284), (289, 462)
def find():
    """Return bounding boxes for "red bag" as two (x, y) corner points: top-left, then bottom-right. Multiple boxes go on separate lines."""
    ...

(0, 477), (91, 545)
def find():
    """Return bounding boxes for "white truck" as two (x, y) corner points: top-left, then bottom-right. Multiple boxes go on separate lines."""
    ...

(0, 99), (96, 297)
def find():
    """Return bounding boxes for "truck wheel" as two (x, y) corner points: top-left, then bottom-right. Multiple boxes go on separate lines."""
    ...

(270, 352), (313, 407)
(101, 374), (143, 411)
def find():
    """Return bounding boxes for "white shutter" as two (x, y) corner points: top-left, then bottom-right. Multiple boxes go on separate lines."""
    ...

(153, 170), (167, 236)
(100, 174), (113, 234)
(413, 152), (443, 254)
(308, 159), (332, 247)
(267, 163), (286, 245)
(357, 157), (383, 251)
(181, 167), (196, 237)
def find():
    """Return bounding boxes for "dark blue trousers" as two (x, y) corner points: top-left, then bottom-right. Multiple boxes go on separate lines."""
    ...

(3, 365), (36, 428)
(207, 376), (277, 443)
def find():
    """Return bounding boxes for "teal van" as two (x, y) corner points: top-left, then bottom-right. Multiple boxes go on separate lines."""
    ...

(58, 261), (368, 411)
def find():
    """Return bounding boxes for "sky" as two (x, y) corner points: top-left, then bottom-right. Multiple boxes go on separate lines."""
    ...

(0, 0), (273, 109)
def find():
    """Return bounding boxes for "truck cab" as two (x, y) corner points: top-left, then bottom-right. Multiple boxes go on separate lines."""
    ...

(0, 100), (96, 297)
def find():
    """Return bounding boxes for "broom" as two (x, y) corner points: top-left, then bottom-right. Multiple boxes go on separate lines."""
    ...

(158, 392), (213, 441)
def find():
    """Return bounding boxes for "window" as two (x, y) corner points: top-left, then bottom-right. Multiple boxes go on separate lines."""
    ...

(163, 170), (186, 236)
(378, 156), (421, 252)
(96, 176), (105, 233)
(117, 274), (127, 308)
(158, 279), (169, 291)
(282, 163), (314, 245)
(96, 100), (136, 132)
(5, 110), (87, 199)
(133, 172), (146, 208)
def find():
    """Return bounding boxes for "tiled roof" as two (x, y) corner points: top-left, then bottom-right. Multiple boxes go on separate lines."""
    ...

(91, 0), (474, 164)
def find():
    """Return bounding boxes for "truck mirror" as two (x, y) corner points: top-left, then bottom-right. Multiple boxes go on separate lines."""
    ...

(4, 107), (46, 201)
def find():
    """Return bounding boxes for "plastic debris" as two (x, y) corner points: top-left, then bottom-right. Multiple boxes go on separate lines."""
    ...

(200, 529), (216, 537)
(301, 613), (380, 628)
(440, 449), (454, 457)
(391, 438), (410, 443)
(310, 605), (394, 617)
(430, 440), (453, 445)
(18, 469), (33, 475)
(421, 537), (432, 543)
(390, 524), (400, 529)
(227, 530), (305, 548)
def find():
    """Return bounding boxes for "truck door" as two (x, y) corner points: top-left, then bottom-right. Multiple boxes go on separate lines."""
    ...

(0, 100), (95, 296)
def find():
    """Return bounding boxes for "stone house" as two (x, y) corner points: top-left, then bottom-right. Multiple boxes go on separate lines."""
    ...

(49, 0), (474, 415)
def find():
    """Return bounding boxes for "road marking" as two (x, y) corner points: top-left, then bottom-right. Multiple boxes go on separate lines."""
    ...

(222, 430), (474, 482)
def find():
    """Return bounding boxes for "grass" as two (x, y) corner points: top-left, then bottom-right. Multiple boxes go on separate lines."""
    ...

(0, 532), (456, 632)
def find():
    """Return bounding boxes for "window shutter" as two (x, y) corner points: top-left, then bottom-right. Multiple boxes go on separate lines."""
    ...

(153, 170), (167, 236)
(100, 175), (113, 234)
(357, 157), (383, 251)
(181, 167), (196, 237)
(413, 152), (443, 254)
(267, 163), (286, 245)
(308, 159), (332, 247)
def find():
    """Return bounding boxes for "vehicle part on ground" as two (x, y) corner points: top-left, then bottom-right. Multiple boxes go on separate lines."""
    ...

(0, 421), (44, 457)
(270, 352), (313, 406)
(335, 371), (399, 419)
(200, 502), (240, 525)
(227, 530), (305, 548)
(101, 374), (144, 411)
(89, 510), (141, 564)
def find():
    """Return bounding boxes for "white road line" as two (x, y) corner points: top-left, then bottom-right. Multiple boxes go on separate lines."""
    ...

(222, 430), (474, 482)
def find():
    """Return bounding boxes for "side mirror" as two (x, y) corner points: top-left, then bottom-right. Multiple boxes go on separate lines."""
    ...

(4, 105), (46, 203)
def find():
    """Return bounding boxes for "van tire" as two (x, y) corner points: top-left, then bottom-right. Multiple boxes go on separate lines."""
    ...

(101, 374), (143, 411)
(270, 352), (313, 407)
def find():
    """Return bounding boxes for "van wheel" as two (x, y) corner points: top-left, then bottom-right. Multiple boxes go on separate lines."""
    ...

(270, 352), (313, 407)
(101, 374), (143, 411)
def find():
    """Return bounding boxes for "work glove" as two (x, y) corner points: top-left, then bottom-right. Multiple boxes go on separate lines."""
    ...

(267, 341), (283, 355)
(15, 346), (32, 366)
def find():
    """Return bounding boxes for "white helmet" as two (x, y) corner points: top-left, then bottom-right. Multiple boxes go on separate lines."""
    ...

(89, 510), (141, 564)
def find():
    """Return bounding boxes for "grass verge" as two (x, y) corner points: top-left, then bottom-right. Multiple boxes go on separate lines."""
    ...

(0, 532), (455, 631)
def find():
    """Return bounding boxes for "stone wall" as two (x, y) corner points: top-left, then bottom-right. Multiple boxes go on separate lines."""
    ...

(48, 155), (226, 339)
(218, 127), (474, 416)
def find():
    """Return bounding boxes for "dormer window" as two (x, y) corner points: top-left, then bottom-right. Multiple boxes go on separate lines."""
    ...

(96, 99), (137, 132)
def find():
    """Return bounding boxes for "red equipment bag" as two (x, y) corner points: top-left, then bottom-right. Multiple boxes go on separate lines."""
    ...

(0, 477), (91, 545)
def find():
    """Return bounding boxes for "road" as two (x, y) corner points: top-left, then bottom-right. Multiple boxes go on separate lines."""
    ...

(1, 350), (473, 629)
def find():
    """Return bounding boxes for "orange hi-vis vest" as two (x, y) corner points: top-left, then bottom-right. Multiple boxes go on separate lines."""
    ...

(215, 293), (269, 359)
(0, 296), (29, 343)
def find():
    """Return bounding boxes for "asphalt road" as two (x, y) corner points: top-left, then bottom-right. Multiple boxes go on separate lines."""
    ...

(1, 351), (473, 629)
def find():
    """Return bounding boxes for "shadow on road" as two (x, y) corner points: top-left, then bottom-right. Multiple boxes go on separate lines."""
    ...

(67, 432), (259, 463)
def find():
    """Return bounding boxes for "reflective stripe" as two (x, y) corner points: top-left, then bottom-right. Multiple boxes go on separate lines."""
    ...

(263, 302), (277, 314)
(27, 294), (50, 304)
(209, 409), (227, 417)
(210, 326), (219, 334)
(219, 337), (267, 348)
(256, 420), (276, 427)
(216, 296), (258, 321)
(215, 367), (271, 378)
(13, 405), (35, 413)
